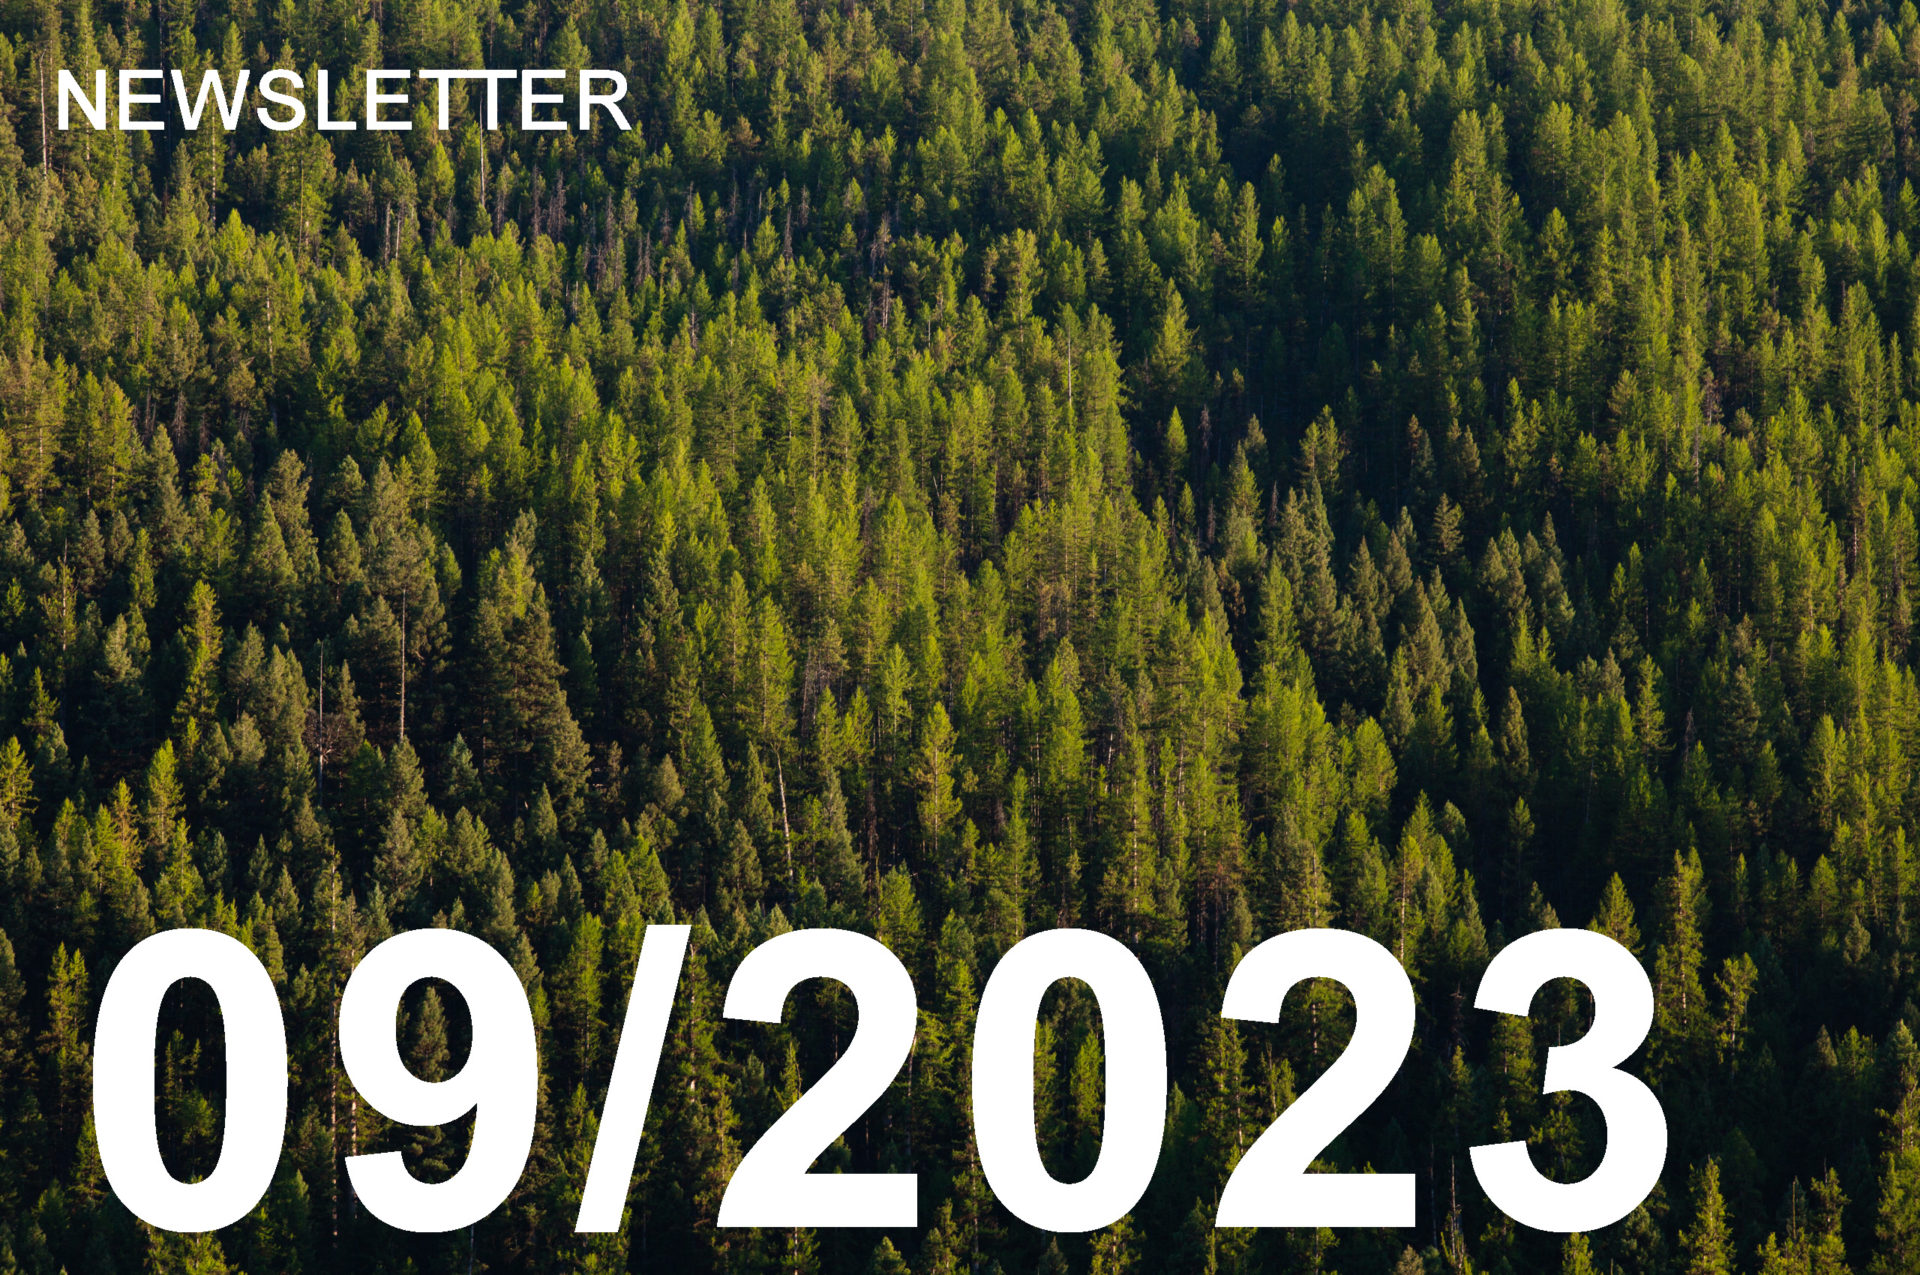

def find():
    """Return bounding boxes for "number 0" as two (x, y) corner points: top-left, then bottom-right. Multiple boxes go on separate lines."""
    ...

(94, 929), (288, 1232)
(972, 929), (1166, 1232)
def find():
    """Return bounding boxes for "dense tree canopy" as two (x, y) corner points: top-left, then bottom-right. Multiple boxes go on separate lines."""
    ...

(2, 0), (1920, 1267)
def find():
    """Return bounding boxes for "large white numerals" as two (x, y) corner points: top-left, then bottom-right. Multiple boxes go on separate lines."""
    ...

(718, 928), (918, 1227)
(1215, 928), (1415, 1227)
(1470, 928), (1665, 1232)
(972, 929), (1166, 1232)
(95, 921), (1668, 1238)
(94, 929), (289, 1232)
(577, 924), (691, 1231)
(341, 929), (539, 1233)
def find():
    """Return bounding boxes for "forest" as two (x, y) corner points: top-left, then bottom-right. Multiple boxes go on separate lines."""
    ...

(0, 0), (1918, 1265)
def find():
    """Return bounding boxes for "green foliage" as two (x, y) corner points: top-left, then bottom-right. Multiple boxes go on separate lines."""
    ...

(2, 0), (1920, 1265)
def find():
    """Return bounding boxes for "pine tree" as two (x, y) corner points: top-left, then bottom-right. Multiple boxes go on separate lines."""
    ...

(1560, 1233), (1597, 1275)
(915, 703), (962, 868)
(39, 945), (89, 1160)
(1652, 850), (1709, 1080)
(1194, 1014), (1247, 1193)
(1680, 1159), (1733, 1275)
(1589, 874), (1642, 954)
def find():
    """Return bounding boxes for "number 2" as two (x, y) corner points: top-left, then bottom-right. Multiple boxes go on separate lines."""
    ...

(1215, 928), (1415, 1227)
(718, 928), (918, 1227)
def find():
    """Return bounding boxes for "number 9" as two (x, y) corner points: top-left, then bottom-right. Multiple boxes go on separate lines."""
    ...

(340, 929), (538, 1233)
(1470, 928), (1666, 1232)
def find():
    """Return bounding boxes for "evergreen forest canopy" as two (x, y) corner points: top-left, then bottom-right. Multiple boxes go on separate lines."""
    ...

(5, 0), (1920, 1266)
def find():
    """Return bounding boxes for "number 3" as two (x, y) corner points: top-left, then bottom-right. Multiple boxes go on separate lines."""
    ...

(1470, 928), (1666, 1232)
